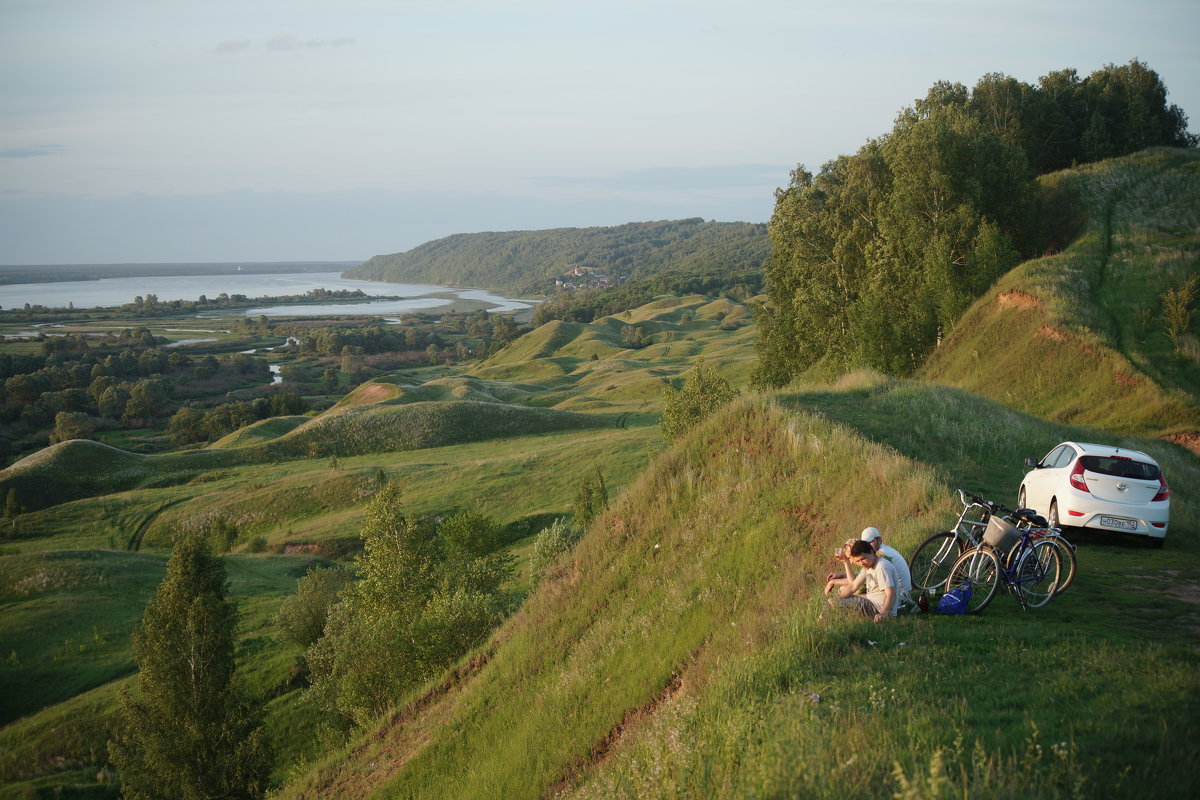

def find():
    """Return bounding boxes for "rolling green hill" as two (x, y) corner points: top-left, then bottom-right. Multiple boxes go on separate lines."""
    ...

(0, 401), (616, 512)
(344, 218), (770, 294)
(277, 386), (1200, 800)
(0, 293), (758, 797)
(4, 149), (1200, 800)
(922, 148), (1200, 438)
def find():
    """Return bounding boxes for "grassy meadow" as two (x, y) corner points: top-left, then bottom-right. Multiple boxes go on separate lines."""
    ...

(0, 293), (751, 797)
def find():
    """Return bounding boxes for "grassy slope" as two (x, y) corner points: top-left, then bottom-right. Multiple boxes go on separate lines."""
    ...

(0, 401), (615, 512)
(0, 294), (752, 795)
(272, 154), (1200, 800)
(0, 553), (330, 796)
(921, 148), (1200, 437)
(279, 388), (1199, 800)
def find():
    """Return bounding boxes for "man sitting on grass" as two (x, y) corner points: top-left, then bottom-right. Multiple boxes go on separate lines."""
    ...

(825, 540), (899, 623)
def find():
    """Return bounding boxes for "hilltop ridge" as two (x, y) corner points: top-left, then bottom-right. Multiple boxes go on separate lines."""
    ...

(922, 148), (1200, 439)
(344, 218), (770, 295)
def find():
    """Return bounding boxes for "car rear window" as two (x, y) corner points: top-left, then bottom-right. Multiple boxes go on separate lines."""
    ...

(1080, 455), (1160, 481)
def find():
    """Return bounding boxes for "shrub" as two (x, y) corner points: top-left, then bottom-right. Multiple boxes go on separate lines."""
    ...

(528, 518), (584, 585)
(572, 468), (609, 528)
(305, 485), (515, 728)
(660, 358), (738, 442)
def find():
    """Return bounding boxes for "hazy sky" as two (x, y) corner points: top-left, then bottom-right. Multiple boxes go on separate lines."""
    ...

(2, 0), (1197, 265)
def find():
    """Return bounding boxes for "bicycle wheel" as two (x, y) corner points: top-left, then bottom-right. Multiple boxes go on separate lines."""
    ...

(1048, 536), (1077, 595)
(1014, 540), (1062, 609)
(946, 548), (1000, 614)
(909, 531), (962, 594)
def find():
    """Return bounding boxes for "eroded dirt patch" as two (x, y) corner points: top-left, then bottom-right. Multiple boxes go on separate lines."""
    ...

(997, 290), (1044, 311)
(1163, 431), (1200, 456)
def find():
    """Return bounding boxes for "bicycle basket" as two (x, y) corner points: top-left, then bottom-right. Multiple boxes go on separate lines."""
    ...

(984, 516), (1019, 556)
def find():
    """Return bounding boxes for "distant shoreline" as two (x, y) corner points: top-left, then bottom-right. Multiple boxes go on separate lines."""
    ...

(0, 261), (362, 285)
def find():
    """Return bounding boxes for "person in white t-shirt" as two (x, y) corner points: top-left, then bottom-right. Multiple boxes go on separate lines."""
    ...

(827, 540), (899, 622)
(859, 526), (912, 600)
(825, 527), (912, 596)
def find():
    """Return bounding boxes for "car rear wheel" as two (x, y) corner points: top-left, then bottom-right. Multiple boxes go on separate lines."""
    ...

(1048, 499), (1060, 530)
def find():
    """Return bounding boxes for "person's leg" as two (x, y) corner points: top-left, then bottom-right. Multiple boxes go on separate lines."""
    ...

(836, 594), (877, 617)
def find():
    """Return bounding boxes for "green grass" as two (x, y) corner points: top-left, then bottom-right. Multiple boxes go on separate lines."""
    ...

(0, 551), (164, 725)
(921, 148), (1200, 437)
(0, 552), (333, 795)
(276, 387), (1199, 800)
(5, 238), (1199, 800)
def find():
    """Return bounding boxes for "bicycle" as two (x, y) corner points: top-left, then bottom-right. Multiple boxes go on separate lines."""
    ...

(908, 489), (991, 595)
(1008, 509), (1077, 596)
(944, 508), (1063, 613)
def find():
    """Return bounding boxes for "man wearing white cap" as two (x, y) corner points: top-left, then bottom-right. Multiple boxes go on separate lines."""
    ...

(859, 526), (912, 602)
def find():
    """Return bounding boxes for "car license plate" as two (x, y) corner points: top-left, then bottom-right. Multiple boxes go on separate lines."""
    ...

(1100, 516), (1137, 531)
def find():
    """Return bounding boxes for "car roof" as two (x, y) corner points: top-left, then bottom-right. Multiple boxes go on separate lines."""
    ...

(1061, 441), (1157, 464)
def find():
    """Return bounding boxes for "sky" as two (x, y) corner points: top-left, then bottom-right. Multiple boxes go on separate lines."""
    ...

(1, 0), (1197, 265)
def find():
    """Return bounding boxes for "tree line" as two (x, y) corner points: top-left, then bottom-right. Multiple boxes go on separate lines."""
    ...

(754, 60), (1196, 385)
(347, 218), (771, 295)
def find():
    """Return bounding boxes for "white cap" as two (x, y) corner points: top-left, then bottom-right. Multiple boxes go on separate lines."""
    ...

(860, 526), (882, 542)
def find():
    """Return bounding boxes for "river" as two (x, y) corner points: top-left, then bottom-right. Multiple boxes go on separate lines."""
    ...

(0, 272), (535, 316)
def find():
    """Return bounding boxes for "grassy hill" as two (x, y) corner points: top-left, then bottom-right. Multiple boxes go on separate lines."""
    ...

(344, 218), (770, 295)
(0, 402), (615, 513)
(922, 148), (1200, 439)
(277, 387), (1199, 800)
(3, 151), (1200, 800)
(0, 293), (759, 797)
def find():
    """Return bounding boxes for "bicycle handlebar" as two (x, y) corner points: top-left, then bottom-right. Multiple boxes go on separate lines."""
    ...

(957, 488), (1001, 514)
(956, 488), (1050, 528)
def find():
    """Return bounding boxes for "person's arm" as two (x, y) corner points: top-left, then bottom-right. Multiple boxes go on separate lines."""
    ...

(838, 570), (866, 599)
(873, 587), (896, 622)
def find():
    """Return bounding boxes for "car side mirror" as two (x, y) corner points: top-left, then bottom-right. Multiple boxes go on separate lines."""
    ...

(1024, 457), (1040, 469)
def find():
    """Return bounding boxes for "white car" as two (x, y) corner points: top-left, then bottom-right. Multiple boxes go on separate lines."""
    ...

(1018, 441), (1169, 546)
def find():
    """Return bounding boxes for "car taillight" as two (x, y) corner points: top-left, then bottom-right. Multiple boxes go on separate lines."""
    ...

(1069, 459), (1089, 492)
(1153, 474), (1170, 502)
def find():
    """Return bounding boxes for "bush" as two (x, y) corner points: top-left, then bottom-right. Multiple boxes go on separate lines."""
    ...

(305, 485), (515, 728)
(528, 518), (584, 585)
(660, 359), (738, 442)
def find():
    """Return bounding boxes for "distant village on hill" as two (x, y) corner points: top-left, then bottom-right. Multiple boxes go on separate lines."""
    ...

(554, 265), (624, 290)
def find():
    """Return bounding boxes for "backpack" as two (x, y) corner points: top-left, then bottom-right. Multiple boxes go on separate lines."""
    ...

(936, 583), (972, 615)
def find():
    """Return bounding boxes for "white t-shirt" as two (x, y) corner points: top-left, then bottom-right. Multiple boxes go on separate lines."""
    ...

(877, 543), (912, 597)
(854, 555), (900, 616)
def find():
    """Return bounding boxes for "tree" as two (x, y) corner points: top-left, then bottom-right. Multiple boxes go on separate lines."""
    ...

(97, 385), (131, 419)
(167, 407), (206, 446)
(620, 324), (649, 349)
(108, 536), (270, 799)
(274, 565), (354, 653)
(123, 378), (169, 423)
(661, 359), (738, 442)
(4, 488), (20, 520)
(50, 410), (94, 444)
(306, 486), (514, 728)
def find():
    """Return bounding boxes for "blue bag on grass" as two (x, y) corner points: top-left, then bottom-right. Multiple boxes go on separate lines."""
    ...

(936, 583), (972, 615)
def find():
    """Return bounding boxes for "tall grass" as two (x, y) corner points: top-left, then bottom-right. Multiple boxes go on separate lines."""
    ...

(277, 388), (1199, 800)
(921, 148), (1200, 437)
